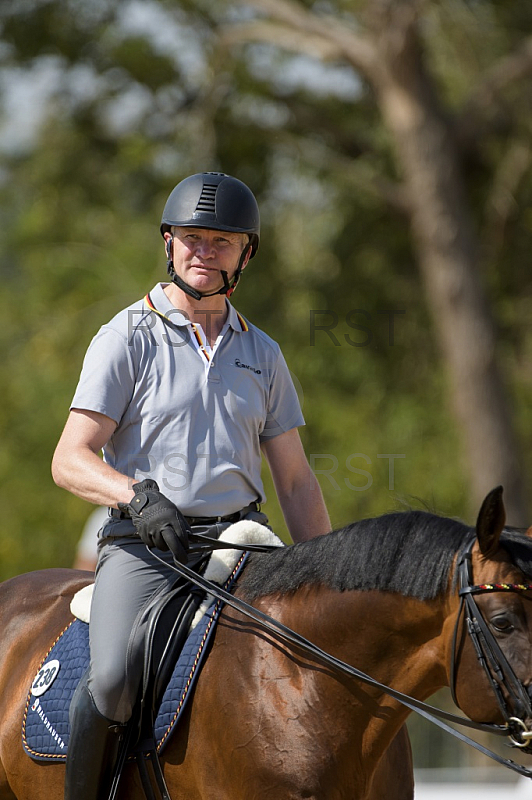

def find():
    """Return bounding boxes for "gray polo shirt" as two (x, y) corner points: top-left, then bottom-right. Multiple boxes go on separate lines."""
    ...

(71, 283), (304, 517)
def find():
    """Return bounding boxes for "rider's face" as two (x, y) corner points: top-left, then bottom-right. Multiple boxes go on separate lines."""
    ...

(165, 227), (250, 296)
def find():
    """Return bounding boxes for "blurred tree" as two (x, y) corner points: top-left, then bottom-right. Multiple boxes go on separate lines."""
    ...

(1, 0), (532, 568)
(2, 0), (532, 777)
(220, 0), (532, 525)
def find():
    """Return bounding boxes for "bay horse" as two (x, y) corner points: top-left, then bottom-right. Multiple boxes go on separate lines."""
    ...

(1, 486), (532, 799)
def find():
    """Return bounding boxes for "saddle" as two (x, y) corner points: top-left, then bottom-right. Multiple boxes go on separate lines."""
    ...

(135, 570), (209, 752)
(23, 521), (283, 790)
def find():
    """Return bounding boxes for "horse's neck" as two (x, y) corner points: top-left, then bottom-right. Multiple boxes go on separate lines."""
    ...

(266, 585), (450, 702)
(244, 585), (448, 795)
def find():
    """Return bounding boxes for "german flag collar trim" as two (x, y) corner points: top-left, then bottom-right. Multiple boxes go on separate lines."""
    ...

(235, 310), (249, 332)
(144, 291), (248, 333)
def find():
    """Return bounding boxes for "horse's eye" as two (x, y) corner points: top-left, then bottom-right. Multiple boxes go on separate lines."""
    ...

(491, 615), (515, 634)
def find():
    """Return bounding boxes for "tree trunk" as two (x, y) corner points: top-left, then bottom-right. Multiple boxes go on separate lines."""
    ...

(368, 4), (528, 523)
(233, 0), (529, 523)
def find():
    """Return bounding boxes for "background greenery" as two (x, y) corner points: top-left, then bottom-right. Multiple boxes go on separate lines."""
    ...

(2, 0), (532, 776)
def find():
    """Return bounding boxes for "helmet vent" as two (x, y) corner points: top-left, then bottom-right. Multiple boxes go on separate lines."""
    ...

(195, 183), (217, 214)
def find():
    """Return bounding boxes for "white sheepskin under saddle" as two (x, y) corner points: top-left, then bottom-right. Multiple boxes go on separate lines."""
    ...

(70, 520), (283, 627)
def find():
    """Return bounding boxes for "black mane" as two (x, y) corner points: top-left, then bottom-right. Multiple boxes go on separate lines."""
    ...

(238, 510), (532, 602)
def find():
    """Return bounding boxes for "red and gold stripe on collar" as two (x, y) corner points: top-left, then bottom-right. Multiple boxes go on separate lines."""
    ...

(144, 292), (167, 321)
(236, 311), (248, 332)
(189, 323), (211, 362)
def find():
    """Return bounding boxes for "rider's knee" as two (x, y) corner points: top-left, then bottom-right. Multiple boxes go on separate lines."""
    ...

(87, 663), (136, 723)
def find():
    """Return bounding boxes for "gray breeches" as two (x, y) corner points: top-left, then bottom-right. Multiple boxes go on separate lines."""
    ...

(86, 511), (267, 722)
(87, 525), (178, 722)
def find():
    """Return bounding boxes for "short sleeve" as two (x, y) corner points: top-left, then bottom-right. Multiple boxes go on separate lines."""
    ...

(260, 349), (305, 440)
(70, 327), (136, 426)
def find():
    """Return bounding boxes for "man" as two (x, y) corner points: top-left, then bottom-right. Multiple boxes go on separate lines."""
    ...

(52, 171), (330, 799)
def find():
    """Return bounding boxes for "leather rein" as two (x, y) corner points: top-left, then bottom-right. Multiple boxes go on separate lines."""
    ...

(153, 531), (532, 779)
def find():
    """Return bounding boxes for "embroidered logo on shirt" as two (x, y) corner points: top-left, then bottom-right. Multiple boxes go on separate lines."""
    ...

(234, 358), (262, 375)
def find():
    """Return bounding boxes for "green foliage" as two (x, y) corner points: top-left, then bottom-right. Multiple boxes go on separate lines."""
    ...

(2, 0), (532, 777)
(0, 0), (531, 583)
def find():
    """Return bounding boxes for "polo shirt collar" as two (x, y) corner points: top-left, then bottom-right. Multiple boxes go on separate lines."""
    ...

(147, 283), (189, 326)
(225, 299), (249, 333)
(148, 284), (248, 332)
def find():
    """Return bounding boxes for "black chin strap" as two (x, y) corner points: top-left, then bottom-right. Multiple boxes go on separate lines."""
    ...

(166, 244), (250, 301)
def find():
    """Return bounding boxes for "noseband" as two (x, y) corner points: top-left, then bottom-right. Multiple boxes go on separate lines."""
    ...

(450, 535), (532, 748)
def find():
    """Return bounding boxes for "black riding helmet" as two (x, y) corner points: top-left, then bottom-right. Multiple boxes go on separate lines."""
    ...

(160, 172), (260, 300)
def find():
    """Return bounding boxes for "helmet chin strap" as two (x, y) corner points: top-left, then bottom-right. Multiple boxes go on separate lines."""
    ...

(166, 243), (250, 301)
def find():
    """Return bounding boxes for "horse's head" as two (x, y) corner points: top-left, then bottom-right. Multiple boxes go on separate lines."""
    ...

(451, 486), (532, 752)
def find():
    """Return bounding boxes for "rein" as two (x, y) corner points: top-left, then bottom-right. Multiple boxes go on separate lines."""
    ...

(188, 531), (280, 554)
(150, 533), (532, 779)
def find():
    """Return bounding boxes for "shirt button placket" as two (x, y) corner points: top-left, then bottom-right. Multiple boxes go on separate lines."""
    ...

(208, 360), (220, 383)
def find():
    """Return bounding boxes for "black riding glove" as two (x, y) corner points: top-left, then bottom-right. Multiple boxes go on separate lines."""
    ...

(118, 479), (189, 563)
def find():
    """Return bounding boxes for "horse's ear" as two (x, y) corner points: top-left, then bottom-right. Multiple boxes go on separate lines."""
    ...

(475, 485), (506, 558)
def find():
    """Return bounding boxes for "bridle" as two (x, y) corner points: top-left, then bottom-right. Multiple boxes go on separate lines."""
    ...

(450, 534), (532, 749)
(140, 530), (532, 797)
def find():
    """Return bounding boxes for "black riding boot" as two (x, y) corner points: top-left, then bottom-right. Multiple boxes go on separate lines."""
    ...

(64, 680), (125, 800)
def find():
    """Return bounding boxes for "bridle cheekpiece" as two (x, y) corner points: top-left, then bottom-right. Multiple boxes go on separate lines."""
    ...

(451, 535), (532, 749)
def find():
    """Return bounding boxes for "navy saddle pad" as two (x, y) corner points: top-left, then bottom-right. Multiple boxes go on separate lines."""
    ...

(22, 555), (246, 762)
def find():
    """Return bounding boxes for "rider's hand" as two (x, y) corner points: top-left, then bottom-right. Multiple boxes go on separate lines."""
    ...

(118, 479), (189, 562)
